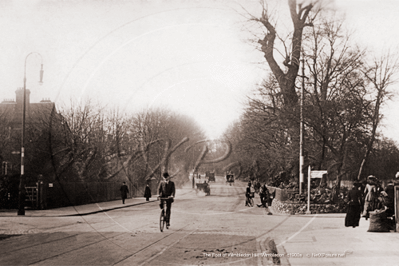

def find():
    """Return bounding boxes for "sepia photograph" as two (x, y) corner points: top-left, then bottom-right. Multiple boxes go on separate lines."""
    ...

(0, 0), (399, 265)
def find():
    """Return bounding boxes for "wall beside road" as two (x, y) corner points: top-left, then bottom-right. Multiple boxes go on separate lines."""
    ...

(266, 186), (344, 214)
(42, 181), (138, 209)
(266, 186), (295, 202)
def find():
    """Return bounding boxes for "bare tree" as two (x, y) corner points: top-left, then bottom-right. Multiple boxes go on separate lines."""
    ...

(128, 108), (206, 186)
(222, 74), (299, 183)
(228, 9), (399, 191)
(303, 14), (366, 182)
(253, 0), (317, 106)
(50, 99), (108, 182)
(356, 52), (399, 179)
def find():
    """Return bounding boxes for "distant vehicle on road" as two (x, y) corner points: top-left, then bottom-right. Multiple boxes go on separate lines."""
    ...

(195, 181), (210, 196)
(226, 173), (234, 186)
(205, 171), (216, 182)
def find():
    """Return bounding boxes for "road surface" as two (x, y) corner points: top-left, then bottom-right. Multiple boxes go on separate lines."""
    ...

(1, 176), (385, 265)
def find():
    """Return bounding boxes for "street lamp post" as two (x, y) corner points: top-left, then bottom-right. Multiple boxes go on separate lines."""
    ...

(18, 53), (44, 216)
(299, 59), (305, 195)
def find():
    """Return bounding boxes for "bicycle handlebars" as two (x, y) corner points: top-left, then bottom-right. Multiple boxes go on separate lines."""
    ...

(158, 196), (174, 200)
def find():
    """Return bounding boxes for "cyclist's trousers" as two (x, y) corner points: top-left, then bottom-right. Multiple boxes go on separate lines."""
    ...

(160, 199), (173, 223)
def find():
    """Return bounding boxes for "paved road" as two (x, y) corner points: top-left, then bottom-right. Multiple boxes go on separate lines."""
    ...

(1, 176), (399, 265)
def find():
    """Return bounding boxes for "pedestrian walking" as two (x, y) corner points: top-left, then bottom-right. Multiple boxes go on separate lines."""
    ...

(362, 176), (377, 220)
(257, 184), (273, 215)
(120, 182), (129, 204)
(245, 182), (254, 207)
(258, 184), (268, 207)
(268, 189), (275, 207)
(144, 184), (152, 201)
(345, 183), (363, 228)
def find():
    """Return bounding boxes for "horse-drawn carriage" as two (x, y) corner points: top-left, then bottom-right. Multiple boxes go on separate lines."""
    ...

(192, 172), (210, 195)
(206, 171), (216, 182)
(196, 181), (210, 195)
(226, 174), (234, 186)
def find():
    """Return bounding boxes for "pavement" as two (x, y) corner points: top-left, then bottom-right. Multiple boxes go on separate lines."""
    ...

(0, 196), (160, 217)
(0, 185), (196, 217)
(1, 186), (399, 266)
(274, 213), (399, 266)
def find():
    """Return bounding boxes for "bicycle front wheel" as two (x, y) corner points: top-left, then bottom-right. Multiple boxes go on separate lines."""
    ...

(160, 211), (165, 232)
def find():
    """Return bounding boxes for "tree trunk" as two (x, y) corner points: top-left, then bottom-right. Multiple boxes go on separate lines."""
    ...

(257, 0), (313, 107)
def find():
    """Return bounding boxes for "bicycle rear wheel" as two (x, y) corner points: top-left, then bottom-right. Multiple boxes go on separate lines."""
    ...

(160, 211), (165, 232)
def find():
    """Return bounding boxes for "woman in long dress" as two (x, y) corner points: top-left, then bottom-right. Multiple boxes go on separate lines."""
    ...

(345, 184), (363, 228)
(362, 177), (377, 219)
(144, 184), (151, 201)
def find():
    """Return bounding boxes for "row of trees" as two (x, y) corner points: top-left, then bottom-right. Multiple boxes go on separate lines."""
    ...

(223, 0), (399, 189)
(0, 99), (211, 191)
(52, 102), (212, 188)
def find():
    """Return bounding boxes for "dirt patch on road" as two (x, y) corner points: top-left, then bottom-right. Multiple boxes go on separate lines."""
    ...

(152, 234), (261, 265)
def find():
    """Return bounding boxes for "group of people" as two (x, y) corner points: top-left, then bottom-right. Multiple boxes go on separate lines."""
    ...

(345, 175), (395, 229)
(245, 181), (273, 215)
(119, 182), (153, 204)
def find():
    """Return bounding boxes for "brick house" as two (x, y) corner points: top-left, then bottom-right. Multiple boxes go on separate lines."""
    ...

(0, 89), (137, 209)
(0, 88), (62, 183)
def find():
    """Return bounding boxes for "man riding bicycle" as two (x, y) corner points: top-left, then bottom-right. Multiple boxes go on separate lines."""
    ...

(158, 172), (175, 227)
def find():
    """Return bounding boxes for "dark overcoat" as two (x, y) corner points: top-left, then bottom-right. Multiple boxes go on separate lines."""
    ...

(144, 186), (152, 198)
(158, 181), (175, 198)
(120, 184), (129, 199)
(345, 188), (363, 227)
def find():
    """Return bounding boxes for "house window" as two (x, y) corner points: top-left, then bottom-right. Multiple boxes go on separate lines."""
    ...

(2, 161), (11, 175)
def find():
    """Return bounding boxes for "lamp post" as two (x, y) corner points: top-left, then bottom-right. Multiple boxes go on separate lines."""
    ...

(18, 52), (44, 216)
(299, 59), (305, 195)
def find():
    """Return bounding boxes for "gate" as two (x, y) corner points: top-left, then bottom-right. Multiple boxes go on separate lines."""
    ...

(25, 186), (38, 209)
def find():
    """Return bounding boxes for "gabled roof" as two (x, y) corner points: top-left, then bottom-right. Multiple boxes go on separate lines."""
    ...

(28, 101), (57, 124)
(0, 90), (58, 129)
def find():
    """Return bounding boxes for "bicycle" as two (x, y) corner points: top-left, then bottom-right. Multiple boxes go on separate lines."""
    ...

(158, 196), (173, 232)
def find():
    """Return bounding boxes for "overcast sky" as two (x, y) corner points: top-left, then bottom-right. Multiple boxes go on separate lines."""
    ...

(1, 0), (399, 140)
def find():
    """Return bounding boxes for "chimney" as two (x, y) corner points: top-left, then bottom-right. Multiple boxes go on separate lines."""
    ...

(15, 88), (30, 113)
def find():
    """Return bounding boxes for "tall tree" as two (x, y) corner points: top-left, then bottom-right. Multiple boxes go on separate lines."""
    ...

(356, 53), (399, 179)
(230, 8), (399, 191)
(254, 0), (317, 106)
(302, 14), (367, 188)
